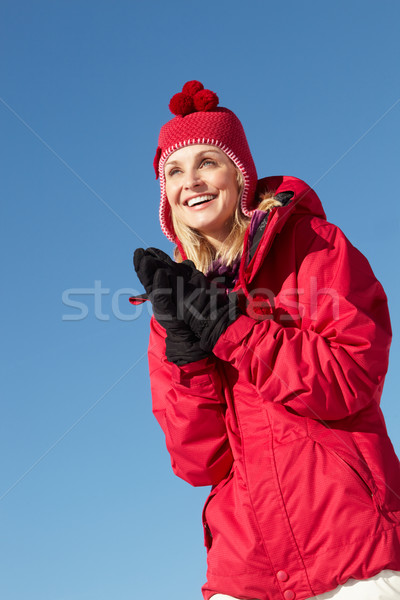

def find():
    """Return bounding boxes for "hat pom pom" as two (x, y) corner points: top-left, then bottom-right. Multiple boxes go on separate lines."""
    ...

(169, 81), (219, 116)
(169, 92), (194, 116)
(193, 89), (219, 112)
(182, 80), (204, 96)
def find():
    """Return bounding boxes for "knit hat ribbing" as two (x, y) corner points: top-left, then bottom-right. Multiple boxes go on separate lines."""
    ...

(154, 81), (258, 242)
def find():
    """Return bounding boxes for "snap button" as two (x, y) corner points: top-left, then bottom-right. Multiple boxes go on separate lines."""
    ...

(277, 570), (289, 582)
(283, 590), (295, 600)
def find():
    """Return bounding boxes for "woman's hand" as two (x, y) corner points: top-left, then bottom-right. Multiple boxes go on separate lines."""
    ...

(134, 247), (240, 354)
(134, 248), (209, 365)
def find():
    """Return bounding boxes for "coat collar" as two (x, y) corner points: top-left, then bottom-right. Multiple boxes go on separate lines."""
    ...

(237, 176), (326, 289)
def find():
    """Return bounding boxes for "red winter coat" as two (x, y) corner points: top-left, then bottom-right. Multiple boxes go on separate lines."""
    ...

(147, 176), (400, 600)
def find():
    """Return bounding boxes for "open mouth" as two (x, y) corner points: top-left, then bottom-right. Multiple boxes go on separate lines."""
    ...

(186, 194), (216, 207)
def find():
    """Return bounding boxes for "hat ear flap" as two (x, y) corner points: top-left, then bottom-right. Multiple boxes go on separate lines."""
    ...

(153, 146), (162, 179)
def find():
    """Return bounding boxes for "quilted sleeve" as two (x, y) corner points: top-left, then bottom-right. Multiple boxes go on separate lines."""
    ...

(213, 221), (391, 421)
(148, 317), (233, 486)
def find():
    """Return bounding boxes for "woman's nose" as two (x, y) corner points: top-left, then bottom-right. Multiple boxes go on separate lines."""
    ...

(184, 170), (203, 189)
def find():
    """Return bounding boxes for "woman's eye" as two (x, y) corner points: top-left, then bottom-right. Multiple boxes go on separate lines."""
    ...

(167, 168), (180, 177)
(202, 159), (216, 167)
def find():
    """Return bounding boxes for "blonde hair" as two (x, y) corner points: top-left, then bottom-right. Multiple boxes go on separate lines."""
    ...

(172, 171), (282, 273)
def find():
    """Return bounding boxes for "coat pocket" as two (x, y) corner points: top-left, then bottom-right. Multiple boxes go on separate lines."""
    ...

(274, 436), (382, 556)
(321, 443), (375, 501)
(353, 432), (400, 512)
(306, 421), (379, 505)
(306, 411), (400, 513)
(202, 470), (234, 550)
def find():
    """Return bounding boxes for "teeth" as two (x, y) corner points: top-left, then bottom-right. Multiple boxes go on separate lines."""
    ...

(187, 195), (215, 207)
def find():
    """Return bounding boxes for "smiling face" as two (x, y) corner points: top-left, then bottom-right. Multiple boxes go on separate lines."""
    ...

(164, 145), (240, 248)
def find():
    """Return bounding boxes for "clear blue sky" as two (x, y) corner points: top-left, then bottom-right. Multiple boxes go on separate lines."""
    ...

(1, 1), (399, 599)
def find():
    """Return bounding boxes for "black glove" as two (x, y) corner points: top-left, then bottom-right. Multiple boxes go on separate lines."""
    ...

(134, 248), (240, 354)
(134, 248), (209, 365)
(156, 265), (240, 353)
(134, 248), (197, 298)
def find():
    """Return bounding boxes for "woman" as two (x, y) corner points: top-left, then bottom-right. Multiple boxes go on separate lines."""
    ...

(132, 81), (400, 600)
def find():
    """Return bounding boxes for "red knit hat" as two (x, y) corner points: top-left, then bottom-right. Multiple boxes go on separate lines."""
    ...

(154, 80), (258, 242)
